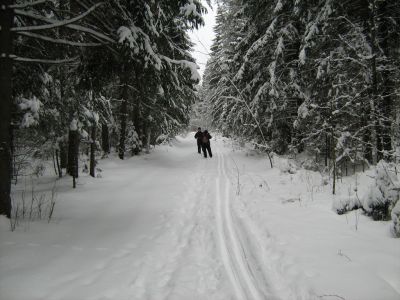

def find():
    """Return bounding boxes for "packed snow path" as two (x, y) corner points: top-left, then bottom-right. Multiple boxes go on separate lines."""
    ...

(1, 134), (399, 300)
(0, 135), (307, 300)
(128, 139), (297, 300)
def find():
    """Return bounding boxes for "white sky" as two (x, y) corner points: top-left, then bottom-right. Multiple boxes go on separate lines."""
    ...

(189, 2), (216, 79)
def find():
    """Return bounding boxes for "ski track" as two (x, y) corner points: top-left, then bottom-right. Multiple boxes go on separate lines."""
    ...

(216, 144), (317, 300)
(216, 150), (263, 300)
(129, 143), (269, 300)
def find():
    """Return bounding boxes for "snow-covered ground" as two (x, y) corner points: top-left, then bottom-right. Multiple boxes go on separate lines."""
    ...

(1, 133), (399, 300)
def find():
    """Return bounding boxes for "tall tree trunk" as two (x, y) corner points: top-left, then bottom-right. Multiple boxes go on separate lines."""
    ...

(377, 0), (393, 158)
(118, 84), (128, 160)
(331, 132), (336, 195)
(67, 128), (79, 188)
(146, 128), (151, 154)
(0, 1), (14, 217)
(90, 125), (96, 177)
(135, 96), (143, 146)
(52, 151), (58, 176)
(55, 149), (62, 178)
(380, 75), (393, 158)
(367, 0), (379, 164)
(325, 133), (329, 167)
(369, 64), (378, 165)
(101, 123), (110, 154)
(60, 141), (68, 169)
(67, 131), (74, 175)
(362, 111), (373, 163)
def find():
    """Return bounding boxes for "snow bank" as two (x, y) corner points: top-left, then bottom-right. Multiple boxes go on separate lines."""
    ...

(332, 195), (362, 215)
(0, 215), (10, 232)
(391, 200), (400, 237)
(361, 160), (400, 221)
(222, 143), (400, 300)
(277, 158), (297, 174)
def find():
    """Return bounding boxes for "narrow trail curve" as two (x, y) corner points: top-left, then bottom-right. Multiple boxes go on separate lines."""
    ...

(215, 150), (264, 300)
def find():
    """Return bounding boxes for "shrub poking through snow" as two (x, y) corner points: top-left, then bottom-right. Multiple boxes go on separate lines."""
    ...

(391, 200), (400, 237)
(362, 160), (400, 221)
(301, 160), (317, 171)
(279, 159), (297, 174)
(332, 196), (362, 215)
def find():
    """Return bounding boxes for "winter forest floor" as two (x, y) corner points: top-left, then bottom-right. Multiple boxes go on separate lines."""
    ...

(1, 133), (399, 300)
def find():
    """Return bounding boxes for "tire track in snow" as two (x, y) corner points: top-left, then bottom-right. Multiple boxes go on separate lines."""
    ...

(216, 151), (263, 300)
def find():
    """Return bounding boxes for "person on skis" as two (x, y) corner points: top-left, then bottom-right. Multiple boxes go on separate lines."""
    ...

(194, 127), (203, 154)
(201, 130), (212, 158)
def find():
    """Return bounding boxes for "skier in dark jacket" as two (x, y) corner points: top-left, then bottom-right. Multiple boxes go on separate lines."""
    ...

(194, 127), (203, 154)
(201, 130), (212, 158)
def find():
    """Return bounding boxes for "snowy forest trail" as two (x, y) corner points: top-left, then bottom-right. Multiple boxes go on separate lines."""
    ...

(1, 134), (282, 300)
(1, 133), (399, 300)
(1, 135), (227, 300)
(127, 138), (280, 300)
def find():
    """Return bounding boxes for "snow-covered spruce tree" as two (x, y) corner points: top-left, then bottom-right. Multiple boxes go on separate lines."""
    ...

(111, 0), (205, 159)
(295, 0), (400, 193)
(364, 0), (400, 163)
(204, 0), (399, 191)
(14, 1), (119, 186)
(204, 0), (249, 138)
(192, 85), (213, 130)
(392, 200), (400, 237)
(204, 0), (304, 154)
(0, 0), (113, 217)
(295, 0), (370, 193)
(234, 0), (304, 155)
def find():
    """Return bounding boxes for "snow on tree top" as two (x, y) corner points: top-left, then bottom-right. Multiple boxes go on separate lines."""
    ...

(181, 0), (201, 18)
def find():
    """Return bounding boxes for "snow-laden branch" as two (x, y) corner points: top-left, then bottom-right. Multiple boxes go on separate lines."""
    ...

(13, 56), (78, 64)
(74, 0), (114, 33)
(9, 0), (49, 9)
(160, 55), (200, 82)
(17, 31), (101, 47)
(118, 25), (163, 70)
(12, 2), (104, 32)
(14, 9), (115, 43)
(141, 101), (181, 126)
(233, 17), (278, 81)
(67, 24), (115, 43)
(14, 9), (57, 23)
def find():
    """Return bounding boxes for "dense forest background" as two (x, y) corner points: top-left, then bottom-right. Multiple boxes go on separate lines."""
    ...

(201, 0), (400, 176)
(0, 0), (209, 217)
